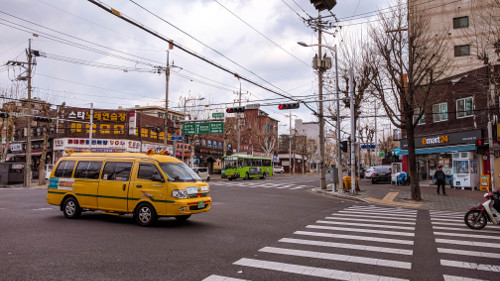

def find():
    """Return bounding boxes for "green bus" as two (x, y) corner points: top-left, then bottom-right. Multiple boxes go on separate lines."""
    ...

(221, 155), (273, 180)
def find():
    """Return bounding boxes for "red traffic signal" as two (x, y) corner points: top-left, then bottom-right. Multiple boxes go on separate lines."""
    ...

(226, 107), (245, 113)
(278, 103), (300, 110)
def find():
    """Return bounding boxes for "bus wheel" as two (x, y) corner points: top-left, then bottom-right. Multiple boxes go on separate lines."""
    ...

(135, 203), (157, 226)
(62, 197), (81, 219)
(245, 172), (250, 180)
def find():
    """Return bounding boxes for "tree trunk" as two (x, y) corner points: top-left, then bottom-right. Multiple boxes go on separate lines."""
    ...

(406, 123), (421, 201)
(38, 125), (49, 185)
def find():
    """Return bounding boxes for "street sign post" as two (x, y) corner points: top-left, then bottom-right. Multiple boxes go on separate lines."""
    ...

(170, 136), (183, 141)
(183, 122), (224, 135)
(212, 112), (224, 118)
(361, 144), (377, 150)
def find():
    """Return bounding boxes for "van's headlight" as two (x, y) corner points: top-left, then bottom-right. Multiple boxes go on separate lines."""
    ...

(172, 189), (188, 199)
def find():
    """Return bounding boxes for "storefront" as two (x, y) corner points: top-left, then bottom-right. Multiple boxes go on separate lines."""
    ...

(7, 140), (53, 179)
(399, 129), (482, 189)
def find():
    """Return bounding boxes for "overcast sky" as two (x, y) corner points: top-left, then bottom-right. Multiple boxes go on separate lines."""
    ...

(0, 0), (390, 134)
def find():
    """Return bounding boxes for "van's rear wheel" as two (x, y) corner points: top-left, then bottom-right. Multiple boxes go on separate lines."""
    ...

(62, 197), (81, 219)
(135, 203), (157, 226)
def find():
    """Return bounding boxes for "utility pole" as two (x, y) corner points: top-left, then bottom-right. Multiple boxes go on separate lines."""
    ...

(237, 83), (242, 154)
(317, 13), (326, 190)
(25, 39), (33, 188)
(286, 113), (296, 175)
(89, 103), (93, 150)
(164, 51), (170, 151)
(334, 45), (343, 192)
(349, 68), (356, 194)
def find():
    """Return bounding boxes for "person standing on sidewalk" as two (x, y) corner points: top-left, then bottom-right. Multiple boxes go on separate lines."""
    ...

(434, 165), (447, 195)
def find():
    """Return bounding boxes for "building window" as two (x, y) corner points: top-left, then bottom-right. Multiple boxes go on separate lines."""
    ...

(454, 44), (470, 57)
(432, 103), (448, 122)
(413, 108), (425, 125)
(453, 16), (469, 29)
(208, 140), (212, 148)
(456, 97), (473, 118)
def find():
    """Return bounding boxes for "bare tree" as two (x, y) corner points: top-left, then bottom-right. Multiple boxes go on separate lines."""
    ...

(0, 85), (23, 162)
(368, 0), (449, 200)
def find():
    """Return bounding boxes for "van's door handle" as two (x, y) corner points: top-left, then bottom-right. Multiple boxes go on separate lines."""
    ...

(122, 184), (126, 191)
(136, 185), (142, 188)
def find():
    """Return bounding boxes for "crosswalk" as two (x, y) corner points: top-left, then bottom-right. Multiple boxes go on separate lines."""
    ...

(211, 180), (310, 190)
(203, 205), (418, 280)
(430, 210), (500, 281)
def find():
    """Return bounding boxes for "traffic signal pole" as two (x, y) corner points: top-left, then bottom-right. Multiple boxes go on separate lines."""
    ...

(25, 39), (33, 188)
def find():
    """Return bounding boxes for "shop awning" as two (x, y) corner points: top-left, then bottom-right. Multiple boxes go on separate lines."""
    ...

(397, 144), (475, 155)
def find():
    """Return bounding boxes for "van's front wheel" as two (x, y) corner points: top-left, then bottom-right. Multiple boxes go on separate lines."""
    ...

(135, 203), (157, 226)
(62, 197), (81, 219)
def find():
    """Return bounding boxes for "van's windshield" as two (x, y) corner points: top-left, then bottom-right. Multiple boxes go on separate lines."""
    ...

(159, 162), (202, 182)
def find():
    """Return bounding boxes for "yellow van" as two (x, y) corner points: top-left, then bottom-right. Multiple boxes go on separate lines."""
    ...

(47, 152), (211, 226)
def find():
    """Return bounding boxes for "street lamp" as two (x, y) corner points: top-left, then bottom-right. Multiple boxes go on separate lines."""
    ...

(298, 41), (343, 192)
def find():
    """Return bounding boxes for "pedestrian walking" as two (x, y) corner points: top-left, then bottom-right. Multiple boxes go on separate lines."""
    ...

(434, 165), (447, 195)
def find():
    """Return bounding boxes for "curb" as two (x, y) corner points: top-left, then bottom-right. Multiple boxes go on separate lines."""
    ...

(311, 187), (371, 203)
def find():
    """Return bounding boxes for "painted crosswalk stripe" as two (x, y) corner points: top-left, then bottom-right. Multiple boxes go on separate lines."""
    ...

(347, 206), (417, 214)
(306, 225), (415, 237)
(436, 238), (499, 248)
(338, 210), (417, 218)
(276, 184), (292, 189)
(327, 214), (416, 222)
(202, 275), (249, 281)
(430, 210), (464, 215)
(233, 258), (409, 281)
(434, 231), (500, 241)
(316, 220), (415, 230)
(431, 221), (464, 226)
(325, 214), (416, 225)
(279, 238), (413, 255)
(438, 248), (500, 259)
(259, 246), (412, 269)
(443, 275), (487, 281)
(430, 217), (463, 222)
(294, 231), (414, 245)
(441, 259), (500, 272)
(290, 185), (305, 190)
(430, 214), (464, 219)
(343, 209), (418, 216)
(433, 226), (500, 234)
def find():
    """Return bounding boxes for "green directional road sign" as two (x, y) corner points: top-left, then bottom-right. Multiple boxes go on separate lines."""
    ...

(212, 112), (224, 118)
(183, 122), (224, 135)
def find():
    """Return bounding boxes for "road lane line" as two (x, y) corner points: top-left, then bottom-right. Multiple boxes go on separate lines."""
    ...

(233, 258), (410, 281)
(306, 225), (415, 237)
(202, 275), (249, 281)
(441, 259), (500, 272)
(259, 246), (412, 269)
(279, 238), (413, 255)
(434, 231), (500, 241)
(294, 231), (414, 245)
(435, 238), (499, 248)
(316, 220), (415, 230)
(438, 248), (500, 259)
(443, 275), (487, 281)
(325, 215), (416, 225)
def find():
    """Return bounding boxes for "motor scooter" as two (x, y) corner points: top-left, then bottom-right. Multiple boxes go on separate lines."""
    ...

(464, 190), (500, 230)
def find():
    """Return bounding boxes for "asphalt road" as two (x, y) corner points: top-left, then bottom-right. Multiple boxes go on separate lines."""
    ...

(1, 174), (499, 281)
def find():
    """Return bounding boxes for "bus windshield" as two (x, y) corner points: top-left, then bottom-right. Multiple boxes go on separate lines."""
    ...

(223, 157), (238, 169)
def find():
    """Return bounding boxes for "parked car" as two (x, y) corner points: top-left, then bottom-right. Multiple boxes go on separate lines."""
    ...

(192, 167), (210, 182)
(274, 165), (284, 174)
(364, 167), (375, 179)
(371, 166), (392, 184)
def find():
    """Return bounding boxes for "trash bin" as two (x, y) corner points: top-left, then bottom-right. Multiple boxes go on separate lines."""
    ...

(343, 176), (359, 191)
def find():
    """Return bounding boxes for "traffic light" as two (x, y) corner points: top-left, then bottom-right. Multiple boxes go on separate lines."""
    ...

(340, 140), (348, 152)
(475, 139), (486, 154)
(278, 103), (300, 110)
(33, 116), (52, 123)
(0, 112), (9, 118)
(226, 107), (245, 113)
(310, 0), (337, 11)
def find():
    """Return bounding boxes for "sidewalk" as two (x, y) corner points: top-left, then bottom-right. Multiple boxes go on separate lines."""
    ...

(316, 179), (486, 212)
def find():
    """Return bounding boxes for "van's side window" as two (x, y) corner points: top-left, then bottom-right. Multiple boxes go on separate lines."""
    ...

(74, 161), (103, 179)
(54, 161), (76, 178)
(102, 162), (133, 181)
(137, 163), (162, 181)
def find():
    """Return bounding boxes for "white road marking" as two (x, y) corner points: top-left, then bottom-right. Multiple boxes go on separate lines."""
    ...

(434, 231), (500, 241)
(438, 248), (500, 259)
(32, 207), (54, 211)
(325, 216), (416, 225)
(431, 221), (464, 226)
(436, 238), (499, 248)
(202, 275), (249, 281)
(441, 259), (500, 272)
(330, 213), (416, 221)
(338, 210), (417, 218)
(259, 246), (412, 269)
(443, 275), (487, 281)
(233, 258), (410, 281)
(276, 184), (292, 189)
(430, 210), (464, 216)
(279, 238), (413, 255)
(347, 206), (418, 214)
(316, 220), (415, 230)
(294, 231), (414, 245)
(306, 225), (415, 237)
(433, 226), (500, 234)
(290, 185), (306, 190)
(430, 214), (464, 219)
(429, 217), (463, 222)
